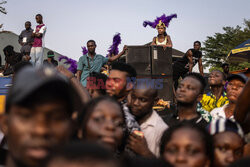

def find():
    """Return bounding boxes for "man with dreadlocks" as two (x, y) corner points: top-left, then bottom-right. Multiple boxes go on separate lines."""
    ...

(143, 14), (177, 49)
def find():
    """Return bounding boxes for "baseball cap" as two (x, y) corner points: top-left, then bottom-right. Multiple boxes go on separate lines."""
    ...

(227, 73), (248, 84)
(207, 119), (244, 138)
(5, 66), (82, 114)
(47, 50), (55, 58)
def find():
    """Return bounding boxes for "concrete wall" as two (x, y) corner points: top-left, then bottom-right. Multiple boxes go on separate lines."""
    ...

(0, 31), (70, 66)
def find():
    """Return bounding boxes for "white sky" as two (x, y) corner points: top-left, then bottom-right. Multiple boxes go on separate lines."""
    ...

(1, 0), (250, 63)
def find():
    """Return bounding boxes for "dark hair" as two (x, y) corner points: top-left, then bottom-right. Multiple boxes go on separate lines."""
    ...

(44, 142), (119, 167)
(25, 21), (31, 25)
(36, 14), (43, 18)
(3, 45), (14, 55)
(87, 40), (96, 46)
(183, 72), (206, 94)
(77, 96), (128, 152)
(160, 122), (214, 166)
(194, 41), (201, 46)
(221, 63), (229, 68)
(111, 62), (137, 78)
(211, 70), (226, 81)
(89, 72), (107, 95)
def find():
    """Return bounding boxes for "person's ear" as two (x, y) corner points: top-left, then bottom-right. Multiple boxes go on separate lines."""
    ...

(77, 129), (83, 139)
(197, 94), (203, 102)
(154, 97), (159, 106)
(204, 159), (210, 167)
(126, 82), (134, 92)
(222, 80), (226, 86)
(0, 114), (9, 136)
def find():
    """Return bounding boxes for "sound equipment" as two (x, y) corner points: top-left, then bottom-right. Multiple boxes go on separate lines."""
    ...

(126, 46), (173, 101)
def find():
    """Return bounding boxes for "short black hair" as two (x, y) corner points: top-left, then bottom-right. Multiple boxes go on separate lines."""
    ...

(111, 62), (137, 78)
(160, 122), (214, 167)
(183, 72), (206, 94)
(194, 41), (201, 46)
(87, 40), (96, 46)
(25, 21), (31, 25)
(3, 45), (14, 55)
(89, 72), (107, 95)
(44, 142), (120, 167)
(77, 96), (128, 153)
(36, 14), (43, 18)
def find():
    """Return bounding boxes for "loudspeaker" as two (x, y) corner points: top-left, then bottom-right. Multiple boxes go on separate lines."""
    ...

(126, 46), (173, 101)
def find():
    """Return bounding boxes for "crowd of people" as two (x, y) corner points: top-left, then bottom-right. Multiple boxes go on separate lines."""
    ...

(0, 13), (250, 167)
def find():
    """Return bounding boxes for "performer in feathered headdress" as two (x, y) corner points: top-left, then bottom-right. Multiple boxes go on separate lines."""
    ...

(143, 13), (177, 49)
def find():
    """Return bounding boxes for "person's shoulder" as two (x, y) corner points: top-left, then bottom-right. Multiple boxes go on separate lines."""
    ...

(210, 106), (225, 115)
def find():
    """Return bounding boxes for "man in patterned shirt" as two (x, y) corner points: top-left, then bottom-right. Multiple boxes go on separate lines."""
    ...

(199, 70), (229, 112)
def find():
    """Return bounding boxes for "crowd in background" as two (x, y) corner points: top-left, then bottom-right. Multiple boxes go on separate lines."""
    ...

(0, 13), (250, 167)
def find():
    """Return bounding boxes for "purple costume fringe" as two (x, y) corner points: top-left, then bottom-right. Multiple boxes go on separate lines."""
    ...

(143, 13), (177, 28)
(59, 55), (77, 74)
(81, 46), (88, 55)
(107, 33), (121, 57)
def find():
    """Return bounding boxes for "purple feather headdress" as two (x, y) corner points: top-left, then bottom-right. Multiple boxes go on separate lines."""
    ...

(107, 33), (121, 57)
(143, 13), (177, 29)
(59, 55), (77, 74)
(81, 46), (88, 55)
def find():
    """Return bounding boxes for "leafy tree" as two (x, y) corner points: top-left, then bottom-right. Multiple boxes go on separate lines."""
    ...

(202, 19), (250, 71)
(0, 0), (7, 14)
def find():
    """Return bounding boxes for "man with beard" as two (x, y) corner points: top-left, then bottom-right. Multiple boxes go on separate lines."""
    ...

(165, 72), (208, 128)
(77, 40), (127, 87)
(106, 62), (141, 133)
(127, 83), (168, 157)
(210, 73), (247, 120)
(0, 66), (81, 167)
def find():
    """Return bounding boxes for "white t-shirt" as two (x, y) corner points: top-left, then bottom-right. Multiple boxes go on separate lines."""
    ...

(210, 104), (234, 120)
(140, 110), (168, 157)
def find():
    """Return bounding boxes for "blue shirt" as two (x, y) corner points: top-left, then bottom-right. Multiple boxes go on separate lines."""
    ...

(77, 54), (108, 86)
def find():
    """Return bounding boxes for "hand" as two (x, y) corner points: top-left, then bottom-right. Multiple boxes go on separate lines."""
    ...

(122, 45), (128, 53)
(128, 131), (153, 157)
(56, 65), (74, 79)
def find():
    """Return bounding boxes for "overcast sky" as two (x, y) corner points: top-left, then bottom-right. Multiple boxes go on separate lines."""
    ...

(1, 0), (250, 61)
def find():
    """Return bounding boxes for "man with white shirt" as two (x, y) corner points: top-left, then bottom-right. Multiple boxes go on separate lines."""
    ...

(211, 73), (248, 120)
(18, 21), (33, 61)
(127, 82), (168, 157)
(30, 14), (46, 67)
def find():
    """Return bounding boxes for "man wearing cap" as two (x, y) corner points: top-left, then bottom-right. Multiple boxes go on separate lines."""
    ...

(210, 73), (248, 120)
(207, 119), (244, 167)
(0, 66), (81, 167)
(43, 51), (58, 67)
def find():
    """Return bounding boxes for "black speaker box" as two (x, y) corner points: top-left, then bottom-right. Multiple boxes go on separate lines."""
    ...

(126, 46), (173, 101)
